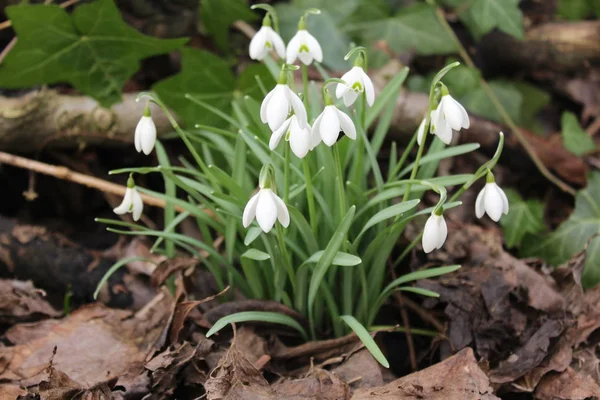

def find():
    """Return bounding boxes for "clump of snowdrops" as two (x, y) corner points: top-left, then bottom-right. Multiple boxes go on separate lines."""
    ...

(99, 4), (508, 367)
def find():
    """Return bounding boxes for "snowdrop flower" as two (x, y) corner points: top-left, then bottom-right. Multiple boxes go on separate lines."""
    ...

(336, 61), (375, 107)
(114, 177), (143, 221)
(134, 107), (157, 155)
(243, 166), (290, 233)
(422, 212), (448, 253)
(416, 117), (427, 146)
(430, 89), (469, 145)
(475, 173), (509, 222)
(261, 73), (308, 131)
(286, 17), (322, 65)
(249, 15), (285, 61)
(269, 115), (312, 159)
(312, 95), (356, 147)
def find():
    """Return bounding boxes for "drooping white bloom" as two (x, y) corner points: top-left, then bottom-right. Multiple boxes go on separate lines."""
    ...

(312, 105), (356, 147)
(422, 213), (447, 253)
(475, 182), (509, 222)
(416, 117), (427, 146)
(430, 94), (469, 145)
(260, 84), (308, 131)
(269, 115), (312, 159)
(249, 25), (285, 61)
(243, 188), (290, 233)
(114, 186), (144, 221)
(134, 115), (157, 155)
(286, 29), (322, 65)
(335, 66), (375, 107)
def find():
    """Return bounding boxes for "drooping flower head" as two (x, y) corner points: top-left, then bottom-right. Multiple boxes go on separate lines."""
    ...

(429, 84), (469, 145)
(135, 104), (157, 155)
(114, 175), (144, 221)
(286, 11), (322, 66)
(243, 165), (290, 233)
(269, 115), (312, 159)
(249, 14), (285, 61)
(312, 88), (356, 147)
(335, 47), (375, 107)
(422, 211), (447, 253)
(260, 66), (308, 131)
(475, 170), (509, 222)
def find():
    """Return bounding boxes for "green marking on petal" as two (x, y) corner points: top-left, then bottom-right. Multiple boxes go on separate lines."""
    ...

(299, 44), (310, 53)
(351, 82), (363, 92)
(266, 41), (272, 49)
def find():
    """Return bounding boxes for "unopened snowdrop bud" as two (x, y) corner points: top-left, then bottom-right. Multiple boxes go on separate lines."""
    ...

(134, 105), (157, 155)
(261, 70), (308, 131)
(422, 211), (447, 253)
(416, 117), (427, 146)
(475, 171), (509, 222)
(335, 55), (375, 107)
(286, 16), (322, 65)
(430, 85), (469, 145)
(243, 165), (290, 233)
(249, 15), (286, 61)
(113, 176), (144, 221)
(312, 91), (356, 147)
(269, 115), (312, 158)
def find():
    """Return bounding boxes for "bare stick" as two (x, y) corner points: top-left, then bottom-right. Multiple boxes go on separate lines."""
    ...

(0, 151), (172, 210)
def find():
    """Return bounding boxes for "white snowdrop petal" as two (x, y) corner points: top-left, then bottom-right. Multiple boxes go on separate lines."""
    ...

(499, 185), (509, 215)
(422, 215), (440, 253)
(456, 100), (470, 129)
(270, 29), (286, 59)
(441, 96), (464, 131)
(484, 183), (504, 222)
(305, 31), (322, 62)
(435, 120), (453, 145)
(242, 192), (260, 228)
(249, 27), (267, 60)
(134, 129), (142, 153)
(131, 188), (144, 221)
(286, 32), (302, 64)
(336, 69), (355, 99)
(320, 105), (341, 146)
(273, 193), (290, 227)
(437, 216), (448, 249)
(475, 186), (486, 219)
(139, 118), (157, 155)
(361, 70), (375, 106)
(337, 109), (356, 140)
(266, 86), (290, 131)
(269, 117), (291, 150)
(310, 113), (324, 150)
(285, 87), (308, 129)
(298, 51), (313, 65)
(343, 90), (360, 107)
(416, 118), (426, 146)
(256, 189), (278, 233)
(113, 188), (134, 215)
(289, 119), (311, 158)
(260, 87), (276, 123)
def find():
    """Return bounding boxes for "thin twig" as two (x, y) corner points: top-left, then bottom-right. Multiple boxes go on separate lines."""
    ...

(0, 151), (175, 211)
(434, 7), (576, 196)
(396, 293), (417, 371)
(399, 295), (445, 332)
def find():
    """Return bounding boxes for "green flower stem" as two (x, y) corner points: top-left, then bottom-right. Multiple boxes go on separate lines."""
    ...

(402, 141), (426, 202)
(276, 224), (296, 294)
(388, 130), (417, 182)
(284, 145), (290, 203)
(353, 92), (367, 186)
(432, 7), (575, 196)
(303, 158), (318, 235)
(332, 145), (347, 223)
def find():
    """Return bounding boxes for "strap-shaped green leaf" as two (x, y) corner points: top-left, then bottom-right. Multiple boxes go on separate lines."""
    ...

(206, 311), (308, 340)
(341, 315), (389, 368)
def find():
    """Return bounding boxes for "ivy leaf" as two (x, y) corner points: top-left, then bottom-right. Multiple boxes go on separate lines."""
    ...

(561, 112), (596, 156)
(0, 0), (187, 106)
(153, 48), (236, 127)
(442, 63), (480, 98)
(460, 81), (522, 124)
(499, 189), (545, 248)
(557, 0), (598, 20)
(443, 0), (524, 40)
(350, 3), (457, 56)
(521, 172), (600, 288)
(237, 63), (276, 101)
(200, 0), (257, 51)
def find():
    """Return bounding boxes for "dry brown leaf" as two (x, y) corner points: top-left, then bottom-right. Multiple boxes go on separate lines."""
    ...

(0, 279), (60, 323)
(351, 348), (498, 400)
(535, 367), (600, 400)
